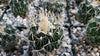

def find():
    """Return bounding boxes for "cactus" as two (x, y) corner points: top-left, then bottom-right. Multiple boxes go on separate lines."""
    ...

(76, 1), (95, 24)
(76, 0), (100, 24)
(86, 16), (100, 46)
(0, 25), (17, 52)
(9, 0), (28, 17)
(28, 12), (64, 54)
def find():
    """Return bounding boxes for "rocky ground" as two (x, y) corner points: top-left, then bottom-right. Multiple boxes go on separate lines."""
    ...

(0, 0), (100, 56)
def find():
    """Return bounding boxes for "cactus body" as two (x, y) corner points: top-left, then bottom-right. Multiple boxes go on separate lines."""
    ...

(28, 11), (64, 54)
(29, 24), (64, 54)
(9, 0), (28, 17)
(0, 25), (17, 52)
(86, 16), (100, 46)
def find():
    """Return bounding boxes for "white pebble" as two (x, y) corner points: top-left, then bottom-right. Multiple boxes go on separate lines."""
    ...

(93, 48), (98, 52)
(96, 52), (99, 56)
(88, 49), (91, 51)
(73, 21), (80, 25)
(73, 28), (77, 33)
(77, 54), (81, 56)
(77, 27), (81, 31)
(23, 50), (28, 56)
(3, 14), (9, 20)
(65, 32), (69, 35)
(70, 9), (78, 14)
(62, 42), (67, 47)
(6, 19), (12, 24)
(49, 32), (53, 36)
(67, 39), (71, 44)
(61, 12), (66, 18)
(96, 16), (100, 19)
(91, 52), (95, 56)
(33, 0), (39, 6)
(23, 46), (29, 49)
(81, 52), (86, 56)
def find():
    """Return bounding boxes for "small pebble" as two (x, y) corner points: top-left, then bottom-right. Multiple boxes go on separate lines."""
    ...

(96, 52), (99, 56)
(73, 28), (77, 33)
(93, 48), (98, 52)
(91, 52), (95, 56)
(81, 52), (86, 56)
(6, 19), (12, 24)
(73, 21), (80, 25)
(62, 42), (68, 47)
(67, 39), (71, 44)
(77, 27), (81, 31)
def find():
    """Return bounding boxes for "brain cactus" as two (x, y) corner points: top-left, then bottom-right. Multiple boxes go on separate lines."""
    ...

(86, 16), (100, 46)
(0, 25), (17, 52)
(76, 1), (95, 24)
(9, 0), (28, 17)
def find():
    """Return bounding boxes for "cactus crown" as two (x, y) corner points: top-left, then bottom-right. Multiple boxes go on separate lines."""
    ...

(0, 25), (17, 52)
(9, 0), (28, 17)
